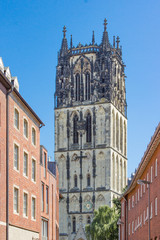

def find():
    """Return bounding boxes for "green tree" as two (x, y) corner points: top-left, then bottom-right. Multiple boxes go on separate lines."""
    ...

(85, 198), (121, 240)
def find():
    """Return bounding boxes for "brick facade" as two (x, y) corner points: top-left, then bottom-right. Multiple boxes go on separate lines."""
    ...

(0, 59), (59, 240)
(120, 123), (160, 240)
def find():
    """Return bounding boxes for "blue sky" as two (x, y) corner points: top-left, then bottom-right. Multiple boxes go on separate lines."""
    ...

(0, 0), (160, 177)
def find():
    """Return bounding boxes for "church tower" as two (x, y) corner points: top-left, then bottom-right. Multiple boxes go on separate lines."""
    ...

(54, 19), (127, 240)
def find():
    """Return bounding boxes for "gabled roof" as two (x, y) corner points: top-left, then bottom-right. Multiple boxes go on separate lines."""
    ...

(123, 123), (160, 197)
(0, 67), (44, 126)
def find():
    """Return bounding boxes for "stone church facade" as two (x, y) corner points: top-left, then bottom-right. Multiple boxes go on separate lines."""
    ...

(54, 19), (127, 240)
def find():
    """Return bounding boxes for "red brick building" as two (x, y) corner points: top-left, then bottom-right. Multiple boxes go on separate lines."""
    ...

(0, 57), (59, 240)
(40, 146), (59, 240)
(120, 123), (160, 240)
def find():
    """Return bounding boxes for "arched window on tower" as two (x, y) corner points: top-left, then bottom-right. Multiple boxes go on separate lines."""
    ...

(85, 72), (90, 100)
(124, 121), (127, 156)
(73, 115), (78, 144)
(72, 216), (76, 232)
(102, 87), (105, 98)
(87, 216), (91, 224)
(86, 113), (92, 143)
(116, 113), (119, 150)
(74, 174), (78, 188)
(87, 174), (91, 187)
(75, 73), (80, 101)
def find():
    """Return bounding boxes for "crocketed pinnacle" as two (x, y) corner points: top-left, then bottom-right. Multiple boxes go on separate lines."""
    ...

(60, 26), (68, 57)
(101, 18), (110, 50)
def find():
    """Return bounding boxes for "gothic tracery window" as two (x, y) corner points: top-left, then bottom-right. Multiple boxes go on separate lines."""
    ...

(72, 216), (76, 232)
(74, 174), (78, 188)
(86, 113), (91, 143)
(87, 174), (91, 187)
(73, 115), (78, 144)
(85, 72), (90, 100)
(75, 73), (80, 101)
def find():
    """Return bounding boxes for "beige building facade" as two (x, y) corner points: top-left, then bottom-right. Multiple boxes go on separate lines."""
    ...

(54, 20), (127, 240)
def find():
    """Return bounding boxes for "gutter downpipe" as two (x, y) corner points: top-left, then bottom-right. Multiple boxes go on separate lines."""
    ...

(122, 196), (128, 240)
(6, 86), (13, 240)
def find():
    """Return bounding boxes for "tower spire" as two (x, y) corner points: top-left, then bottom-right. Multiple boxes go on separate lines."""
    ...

(101, 18), (110, 50)
(92, 31), (95, 45)
(70, 35), (73, 49)
(60, 26), (68, 57)
(104, 18), (108, 32)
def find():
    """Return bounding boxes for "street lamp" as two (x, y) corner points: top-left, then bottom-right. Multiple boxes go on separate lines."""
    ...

(137, 179), (151, 240)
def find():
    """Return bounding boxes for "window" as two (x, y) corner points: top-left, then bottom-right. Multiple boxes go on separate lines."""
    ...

(73, 216), (76, 232)
(32, 197), (36, 220)
(138, 189), (139, 201)
(128, 223), (130, 236)
(74, 174), (78, 188)
(87, 174), (91, 187)
(150, 202), (152, 219)
(147, 173), (149, 188)
(122, 202), (124, 217)
(155, 197), (157, 216)
(23, 152), (28, 177)
(140, 184), (142, 198)
(14, 108), (19, 129)
(143, 179), (145, 193)
(85, 72), (90, 100)
(42, 183), (44, 212)
(132, 221), (134, 234)
(155, 159), (157, 177)
(75, 73), (80, 101)
(32, 159), (36, 182)
(46, 187), (49, 214)
(14, 144), (19, 171)
(42, 220), (48, 239)
(87, 216), (91, 224)
(151, 166), (153, 182)
(23, 192), (28, 217)
(128, 199), (130, 211)
(44, 152), (47, 178)
(32, 127), (36, 146)
(86, 113), (92, 143)
(132, 196), (134, 208)
(23, 119), (28, 138)
(14, 187), (19, 214)
(73, 115), (78, 144)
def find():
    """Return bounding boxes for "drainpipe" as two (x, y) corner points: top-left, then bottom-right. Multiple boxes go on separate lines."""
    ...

(122, 196), (128, 240)
(6, 86), (13, 240)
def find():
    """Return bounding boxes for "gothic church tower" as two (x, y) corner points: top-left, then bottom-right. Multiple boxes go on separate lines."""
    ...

(54, 19), (127, 240)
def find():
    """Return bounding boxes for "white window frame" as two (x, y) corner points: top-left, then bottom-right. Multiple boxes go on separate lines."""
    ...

(151, 166), (153, 183)
(46, 186), (49, 214)
(138, 188), (139, 201)
(155, 159), (157, 177)
(13, 185), (19, 215)
(32, 157), (36, 183)
(132, 221), (134, 234)
(23, 190), (28, 218)
(31, 195), (36, 221)
(32, 126), (36, 146)
(150, 202), (152, 219)
(128, 223), (130, 235)
(132, 195), (134, 208)
(14, 107), (20, 130)
(155, 197), (157, 216)
(128, 199), (130, 211)
(23, 117), (29, 139)
(23, 150), (28, 178)
(147, 173), (149, 188)
(13, 142), (20, 172)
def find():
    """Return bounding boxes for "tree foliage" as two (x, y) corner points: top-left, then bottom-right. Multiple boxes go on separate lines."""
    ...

(85, 198), (121, 240)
